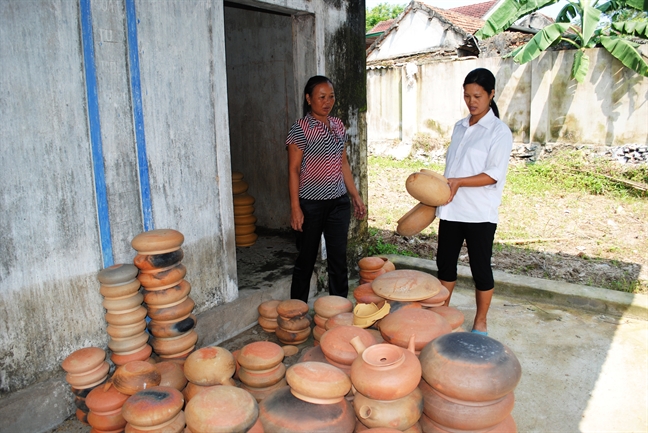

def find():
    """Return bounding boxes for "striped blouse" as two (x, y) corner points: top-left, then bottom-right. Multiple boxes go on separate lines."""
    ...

(285, 113), (347, 200)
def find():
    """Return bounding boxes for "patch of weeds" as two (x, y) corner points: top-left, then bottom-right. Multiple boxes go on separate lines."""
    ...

(606, 278), (643, 294)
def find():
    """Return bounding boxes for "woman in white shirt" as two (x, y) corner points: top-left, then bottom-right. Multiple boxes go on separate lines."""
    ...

(436, 68), (513, 336)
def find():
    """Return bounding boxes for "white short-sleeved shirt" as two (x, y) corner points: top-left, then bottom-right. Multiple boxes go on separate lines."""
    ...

(436, 109), (513, 224)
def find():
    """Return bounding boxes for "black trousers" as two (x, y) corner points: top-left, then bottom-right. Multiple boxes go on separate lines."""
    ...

(290, 195), (351, 303)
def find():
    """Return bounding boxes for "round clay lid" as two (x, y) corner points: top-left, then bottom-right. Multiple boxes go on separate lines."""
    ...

(257, 299), (281, 319)
(276, 299), (309, 319)
(313, 296), (353, 319)
(111, 361), (161, 395)
(286, 361), (351, 404)
(121, 386), (184, 428)
(237, 341), (284, 371)
(85, 383), (130, 414)
(378, 308), (452, 351)
(371, 269), (442, 301)
(97, 264), (139, 285)
(231, 172), (244, 181)
(325, 312), (354, 331)
(357, 256), (385, 271)
(62, 347), (106, 374)
(131, 229), (184, 255)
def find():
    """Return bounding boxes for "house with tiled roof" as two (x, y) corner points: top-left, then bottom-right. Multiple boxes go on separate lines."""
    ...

(366, 18), (395, 49)
(449, 0), (498, 19)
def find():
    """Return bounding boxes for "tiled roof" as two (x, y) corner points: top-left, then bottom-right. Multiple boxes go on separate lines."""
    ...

(422, 2), (485, 34)
(449, 0), (498, 19)
(367, 19), (395, 35)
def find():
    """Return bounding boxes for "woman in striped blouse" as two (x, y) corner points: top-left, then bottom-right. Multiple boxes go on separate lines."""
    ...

(286, 75), (366, 303)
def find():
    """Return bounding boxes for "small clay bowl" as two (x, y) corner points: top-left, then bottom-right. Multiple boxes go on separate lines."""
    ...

(150, 330), (198, 356)
(276, 299), (309, 319)
(112, 361), (161, 395)
(184, 346), (236, 386)
(121, 386), (184, 429)
(143, 280), (191, 306)
(148, 314), (197, 338)
(62, 347), (106, 375)
(111, 344), (152, 366)
(185, 386), (258, 433)
(257, 300), (280, 319)
(313, 295), (353, 319)
(100, 279), (141, 299)
(131, 229), (184, 255)
(286, 362), (351, 404)
(133, 249), (184, 272)
(98, 264), (139, 286)
(237, 341), (284, 371)
(156, 361), (188, 391)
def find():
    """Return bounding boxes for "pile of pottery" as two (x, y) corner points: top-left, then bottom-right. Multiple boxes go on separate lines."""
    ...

(232, 171), (258, 247)
(98, 264), (150, 366)
(319, 325), (377, 375)
(85, 382), (129, 432)
(358, 256), (395, 285)
(132, 229), (198, 362)
(237, 341), (288, 402)
(156, 360), (188, 391)
(185, 385), (259, 432)
(61, 347), (110, 425)
(312, 295), (353, 345)
(257, 299), (280, 333)
(182, 346), (236, 403)
(122, 386), (185, 432)
(275, 300), (311, 345)
(398, 169), (450, 236)
(111, 360), (161, 395)
(418, 332), (522, 432)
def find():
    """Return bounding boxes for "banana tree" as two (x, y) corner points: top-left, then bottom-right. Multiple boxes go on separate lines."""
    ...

(475, 0), (648, 82)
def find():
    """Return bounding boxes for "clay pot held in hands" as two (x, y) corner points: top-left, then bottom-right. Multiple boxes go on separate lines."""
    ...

(396, 202), (437, 237)
(185, 386), (258, 433)
(275, 325), (311, 345)
(405, 171), (450, 207)
(184, 346), (236, 386)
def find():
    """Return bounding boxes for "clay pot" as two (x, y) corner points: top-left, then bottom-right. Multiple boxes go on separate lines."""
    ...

(105, 306), (148, 326)
(282, 345), (299, 357)
(429, 306), (464, 329)
(85, 382), (130, 415)
(236, 232), (258, 247)
(297, 345), (327, 364)
(275, 325), (311, 345)
(353, 303), (391, 329)
(353, 387), (423, 430)
(137, 264), (186, 289)
(238, 363), (286, 388)
(396, 202), (437, 237)
(185, 386), (258, 433)
(258, 316), (278, 333)
(286, 361), (351, 404)
(353, 283), (386, 307)
(420, 286), (450, 306)
(143, 280), (191, 306)
(418, 332), (522, 403)
(419, 379), (515, 431)
(87, 408), (127, 431)
(320, 325), (377, 367)
(232, 172), (244, 181)
(133, 249), (184, 272)
(147, 297), (195, 322)
(151, 330), (198, 356)
(75, 408), (89, 425)
(109, 331), (150, 354)
(386, 300), (423, 313)
(182, 382), (221, 403)
(122, 386), (184, 430)
(358, 257), (386, 271)
(359, 268), (387, 282)
(240, 378), (288, 402)
(405, 172), (451, 207)
(233, 204), (255, 216)
(107, 320), (147, 339)
(371, 270), (442, 302)
(237, 341), (284, 371)
(356, 422), (422, 432)
(65, 362), (110, 388)
(258, 299), (280, 318)
(233, 193), (255, 206)
(259, 386), (355, 433)
(112, 361), (161, 395)
(232, 180), (249, 195)
(235, 223), (256, 236)
(158, 345), (195, 361)
(62, 347), (106, 375)
(276, 299), (309, 319)
(349, 336), (421, 401)
(246, 417), (264, 433)
(103, 292), (144, 313)
(277, 314), (311, 332)
(313, 313), (328, 328)
(98, 264), (139, 286)
(111, 344), (153, 366)
(314, 295), (353, 319)
(381, 258), (396, 273)
(325, 312), (354, 330)
(156, 361), (188, 391)
(131, 229), (184, 255)
(184, 346), (236, 386)
(100, 279), (141, 299)
(235, 214), (257, 225)
(378, 308), (452, 353)
(148, 314), (196, 338)
(125, 410), (185, 433)
(419, 412), (518, 433)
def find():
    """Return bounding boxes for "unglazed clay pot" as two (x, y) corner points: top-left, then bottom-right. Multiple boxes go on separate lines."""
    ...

(237, 341), (284, 371)
(147, 297), (195, 322)
(236, 232), (258, 247)
(111, 344), (152, 366)
(277, 314), (311, 332)
(380, 258), (396, 273)
(156, 361), (187, 391)
(259, 386), (355, 433)
(107, 320), (147, 339)
(359, 268), (387, 283)
(240, 377), (288, 403)
(419, 332), (522, 403)
(235, 223), (256, 236)
(420, 286), (450, 306)
(150, 329), (198, 356)
(184, 346), (236, 386)
(405, 172), (450, 207)
(232, 180), (249, 195)
(148, 314), (196, 338)
(233, 193), (255, 206)
(133, 249), (184, 272)
(100, 279), (141, 299)
(112, 361), (161, 395)
(356, 421), (422, 432)
(275, 325), (311, 345)
(103, 292), (144, 313)
(125, 410), (185, 433)
(320, 326), (378, 367)
(353, 387), (423, 430)
(297, 345), (327, 364)
(314, 295), (353, 319)
(108, 331), (150, 354)
(286, 361), (351, 404)
(131, 229), (184, 255)
(98, 264), (139, 286)
(396, 202), (437, 237)
(105, 306), (148, 326)
(62, 347), (106, 375)
(429, 306), (464, 330)
(182, 382), (221, 403)
(233, 204), (255, 216)
(143, 280), (191, 306)
(276, 299), (309, 319)
(65, 362), (110, 388)
(353, 283), (386, 307)
(238, 363), (286, 388)
(378, 308), (452, 353)
(121, 386), (184, 430)
(419, 379), (515, 431)
(137, 264), (186, 289)
(371, 270), (442, 302)
(313, 313), (328, 328)
(325, 312), (354, 331)
(258, 316), (278, 333)
(185, 386), (258, 433)
(349, 335), (421, 401)
(419, 411), (518, 433)
(235, 214), (257, 226)
(257, 299), (280, 319)
(87, 407), (127, 431)
(85, 382), (130, 416)
(358, 257), (386, 271)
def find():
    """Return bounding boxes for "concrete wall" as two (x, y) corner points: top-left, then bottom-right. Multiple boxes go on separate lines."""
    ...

(367, 48), (648, 148)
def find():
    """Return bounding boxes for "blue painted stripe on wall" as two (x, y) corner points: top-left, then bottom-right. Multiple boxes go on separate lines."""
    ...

(126, 0), (154, 231)
(80, 0), (114, 267)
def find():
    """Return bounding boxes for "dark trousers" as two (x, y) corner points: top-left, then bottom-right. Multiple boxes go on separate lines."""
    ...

(290, 195), (351, 303)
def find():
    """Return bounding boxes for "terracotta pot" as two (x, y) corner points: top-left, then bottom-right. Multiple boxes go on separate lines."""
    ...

(371, 270), (443, 302)
(107, 320), (147, 339)
(277, 314), (311, 331)
(359, 268), (387, 282)
(240, 378), (288, 403)
(396, 202), (437, 237)
(235, 214), (257, 226)
(182, 382), (221, 403)
(259, 386), (355, 433)
(184, 346), (236, 386)
(147, 297), (195, 322)
(282, 345), (299, 357)
(138, 264), (186, 289)
(286, 361), (351, 404)
(232, 180), (249, 195)
(356, 421), (422, 432)
(428, 306), (464, 330)
(143, 280), (192, 306)
(125, 410), (185, 433)
(419, 410), (517, 433)
(349, 336), (421, 401)
(297, 345), (327, 364)
(386, 300), (423, 314)
(276, 299), (309, 319)
(87, 408), (126, 431)
(236, 232), (258, 246)
(353, 303), (391, 329)
(158, 345), (195, 361)
(365, 329), (384, 344)
(185, 386), (258, 433)
(232, 172), (244, 181)
(103, 292), (144, 313)
(133, 249), (184, 272)
(237, 341), (284, 371)
(98, 264), (139, 286)
(378, 308), (452, 353)
(420, 286), (450, 306)
(405, 172), (451, 207)
(151, 330), (198, 356)
(85, 382), (130, 415)
(122, 386), (184, 429)
(246, 417), (264, 433)
(275, 325), (311, 345)
(62, 347), (106, 375)
(105, 306), (148, 326)
(66, 362), (110, 388)
(381, 258), (396, 273)
(314, 295), (353, 319)
(74, 395), (89, 412)
(238, 363), (286, 388)
(257, 300), (280, 319)
(325, 312), (354, 330)
(112, 361), (161, 395)
(235, 223), (256, 236)
(313, 313), (328, 328)
(148, 314), (196, 338)
(353, 283), (386, 307)
(353, 387), (423, 430)
(257, 316), (278, 333)
(75, 408), (89, 425)
(156, 361), (188, 391)
(109, 331), (150, 354)
(100, 279), (141, 299)
(131, 229), (184, 255)
(320, 325), (377, 367)
(111, 344), (153, 366)
(418, 333), (522, 403)
(233, 204), (255, 216)
(358, 257), (386, 271)
(313, 325), (327, 341)
(233, 193), (255, 206)
(419, 379), (514, 431)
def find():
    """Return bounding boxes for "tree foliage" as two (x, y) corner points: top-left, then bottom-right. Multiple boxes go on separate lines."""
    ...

(366, 3), (406, 32)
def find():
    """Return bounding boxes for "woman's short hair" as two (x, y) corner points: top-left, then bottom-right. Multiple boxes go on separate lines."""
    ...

(303, 75), (333, 117)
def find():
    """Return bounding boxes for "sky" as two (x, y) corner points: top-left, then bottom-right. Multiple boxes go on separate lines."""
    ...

(365, 0), (569, 20)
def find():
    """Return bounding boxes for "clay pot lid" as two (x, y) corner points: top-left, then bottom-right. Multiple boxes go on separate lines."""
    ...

(237, 341), (284, 371)
(97, 264), (139, 286)
(396, 202), (437, 237)
(85, 382), (129, 414)
(420, 286), (450, 305)
(429, 306), (465, 329)
(371, 270), (442, 301)
(358, 257), (386, 271)
(184, 346), (236, 386)
(353, 302), (391, 328)
(282, 345), (299, 357)
(62, 347), (106, 374)
(313, 295), (353, 318)
(325, 312), (354, 331)
(65, 362), (110, 388)
(319, 325), (378, 366)
(276, 299), (309, 319)
(112, 361), (161, 395)
(155, 361), (188, 391)
(233, 193), (255, 206)
(121, 386), (184, 428)
(185, 386), (258, 433)
(286, 361), (351, 404)
(353, 283), (386, 306)
(131, 229), (184, 255)
(232, 171), (244, 181)
(378, 308), (452, 351)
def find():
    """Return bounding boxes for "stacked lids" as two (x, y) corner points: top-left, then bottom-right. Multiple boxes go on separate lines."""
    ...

(232, 172), (258, 247)
(111, 361), (161, 396)
(275, 300), (311, 346)
(312, 296), (353, 345)
(257, 299), (280, 333)
(61, 347), (110, 424)
(85, 382), (129, 432)
(285, 361), (351, 405)
(237, 341), (288, 402)
(357, 257), (388, 285)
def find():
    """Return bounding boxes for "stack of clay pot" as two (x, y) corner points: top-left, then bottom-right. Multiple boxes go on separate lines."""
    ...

(232, 171), (258, 247)
(312, 295), (353, 345)
(122, 386), (186, 433)
(275, 299), (311, 345)
(319, 325), (377, 375)
(111, 360), (161, 396)
(98, 264), (150, 366)
(378, 308), (452, 355)
(132, 229), (198, 362)
(397, 169), (450, 237)
(350, 335), (424, 432)
(358, 256), (395, 285)
(85, 382), (129, 433)
(418, 333), (521, 433)
(61, 347), (110, 425)
(237, 341), (288, 402)
(185, 385), (259, 433)
(257, 299), (280, 333)
(182, 346), (236, 403)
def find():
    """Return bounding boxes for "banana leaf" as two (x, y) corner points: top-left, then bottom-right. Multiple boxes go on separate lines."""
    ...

(598, 0), (648, 12)
(581, 4), (602, 46)
(476, 0), (559, 39)
(513, 23), (572, 64)
(626, 0), (648, 11)
(572, 50), (590, 82)
(556, 3), (579, 22)
(600, 35), (648, 76)
(612, 20), (648, 37)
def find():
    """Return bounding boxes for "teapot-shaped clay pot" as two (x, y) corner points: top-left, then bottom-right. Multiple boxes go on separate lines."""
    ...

(353, 386), (423, 431)
(350, 335), (421, 401)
